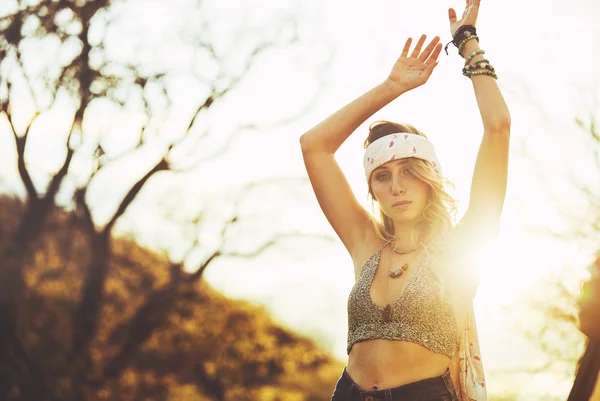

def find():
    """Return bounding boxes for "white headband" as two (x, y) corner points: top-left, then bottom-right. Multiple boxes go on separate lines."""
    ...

(363, 133), (441, 181)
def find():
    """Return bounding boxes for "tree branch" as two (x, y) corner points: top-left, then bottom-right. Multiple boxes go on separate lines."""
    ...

(103, 157), (169, 234)
(45, 119), (78, 202)
(188, 249), (222, 283)
(7, 106), (39, 201)
(103, 265), (183, 379)
(70, 229), (110, 356)
(74, 187), (95, 235)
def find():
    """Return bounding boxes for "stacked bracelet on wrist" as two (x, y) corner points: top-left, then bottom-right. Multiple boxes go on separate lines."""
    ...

(458, 34), (478, 57)
(462, 57), (496, 78)
(462, 48), (498, 80)
(444, 25), (478, 55)
(465, 49), (485, 65)
(445, 25), (498, 80)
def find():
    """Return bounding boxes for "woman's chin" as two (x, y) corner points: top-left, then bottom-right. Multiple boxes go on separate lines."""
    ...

(390, 212), (423, 226)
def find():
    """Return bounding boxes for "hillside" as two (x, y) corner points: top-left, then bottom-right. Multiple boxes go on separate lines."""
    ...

(0, 196), (344, 400)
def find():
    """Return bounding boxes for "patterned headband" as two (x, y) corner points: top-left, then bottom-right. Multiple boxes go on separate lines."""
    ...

(363, 133), (442, 181)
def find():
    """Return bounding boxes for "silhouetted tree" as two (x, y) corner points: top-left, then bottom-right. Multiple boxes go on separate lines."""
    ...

(0, 1), (330, 400)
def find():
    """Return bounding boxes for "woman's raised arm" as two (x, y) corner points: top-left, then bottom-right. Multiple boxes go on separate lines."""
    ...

(300, 35), (442, 256)
(447, 0), (511, 305)
(451, 0), (511, 233)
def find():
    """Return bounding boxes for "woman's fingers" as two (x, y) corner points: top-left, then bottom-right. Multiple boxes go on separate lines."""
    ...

(410, 34), (427, 58)
(422, 60), (439, 79)
(448, 8), (457, 23)
(401, 37), (413, 58)
(426, 42), (443, 64)
(418, 36), (441, 62)
(400, 35), (441, 64)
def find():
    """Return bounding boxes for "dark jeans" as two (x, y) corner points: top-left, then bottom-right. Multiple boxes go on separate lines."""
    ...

(331, 367), (458, 401)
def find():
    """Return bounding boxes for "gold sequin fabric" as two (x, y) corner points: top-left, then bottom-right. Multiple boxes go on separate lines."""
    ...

(347, 243), (459, 358)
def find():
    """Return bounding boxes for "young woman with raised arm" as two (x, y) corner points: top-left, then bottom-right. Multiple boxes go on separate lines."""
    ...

(300, 0), (510, 400)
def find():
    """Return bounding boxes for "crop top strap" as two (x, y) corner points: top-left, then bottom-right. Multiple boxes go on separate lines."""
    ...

(356, 241), (392, 276)
(374, 240), (392, 256)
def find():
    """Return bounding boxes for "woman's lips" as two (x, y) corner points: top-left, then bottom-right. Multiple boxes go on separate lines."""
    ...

(392, 200), (412, 207)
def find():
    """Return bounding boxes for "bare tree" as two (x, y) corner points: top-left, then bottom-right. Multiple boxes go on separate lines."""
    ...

(0, 1), (329, 400)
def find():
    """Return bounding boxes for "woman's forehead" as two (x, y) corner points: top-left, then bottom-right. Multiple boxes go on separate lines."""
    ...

(374, 158), (410, 171)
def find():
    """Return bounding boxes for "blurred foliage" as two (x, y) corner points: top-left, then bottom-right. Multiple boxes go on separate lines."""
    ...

(0, 195), (344, 400)
(0, 0), (335, 399)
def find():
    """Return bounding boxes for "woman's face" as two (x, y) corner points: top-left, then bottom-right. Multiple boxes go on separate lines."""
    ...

(370, 158), (431, 225)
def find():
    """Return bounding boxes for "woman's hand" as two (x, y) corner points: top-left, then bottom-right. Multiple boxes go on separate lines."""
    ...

(448, 0), (480, 37)
(385, 35), (442, 94)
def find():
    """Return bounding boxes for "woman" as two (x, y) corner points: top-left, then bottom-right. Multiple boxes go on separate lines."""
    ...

(300, 0), (510, 400)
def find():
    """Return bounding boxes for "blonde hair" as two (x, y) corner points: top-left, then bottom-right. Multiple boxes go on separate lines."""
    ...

(365, 120), (458, 296)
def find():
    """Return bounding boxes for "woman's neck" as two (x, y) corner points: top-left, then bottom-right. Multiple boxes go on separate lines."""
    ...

(391, 228), (417, 253)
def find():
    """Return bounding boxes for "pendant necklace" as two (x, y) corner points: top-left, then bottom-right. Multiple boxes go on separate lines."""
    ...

(393, 243), (416, 255)
(383, 242), (419, 323)
(383, 243), (411, 322)
(388, 242), (415, 279)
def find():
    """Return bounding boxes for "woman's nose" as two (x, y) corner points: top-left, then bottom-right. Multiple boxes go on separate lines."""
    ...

(391, 180), (405, 195)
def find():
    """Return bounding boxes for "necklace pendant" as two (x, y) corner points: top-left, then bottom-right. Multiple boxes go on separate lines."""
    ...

(388, 263), (408, 279)
(389, 269), (402, 278)
(393, 244), (416, 255)
(383, 304), (392, 323)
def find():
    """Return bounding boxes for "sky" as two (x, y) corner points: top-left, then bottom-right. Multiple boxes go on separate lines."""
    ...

(1, 0), (600, 399)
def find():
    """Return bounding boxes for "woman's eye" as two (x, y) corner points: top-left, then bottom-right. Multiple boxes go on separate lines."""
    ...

(376, 174), (390, 181)
(402, 168), (411, 175)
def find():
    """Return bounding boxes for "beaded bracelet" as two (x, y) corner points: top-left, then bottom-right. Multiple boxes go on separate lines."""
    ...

(445, 25), (499, 80)
(463, 66), (496, 77)
(464, 67), (498, 79)
(463, 62), (497, 79)
(475, 60), (495, 72)
(464, 49), (485, 65)
(463, 51), (497, 78)
(467, 69), (498, 79)
(458, 35), (479, 58)
(462, 59), (495, 75)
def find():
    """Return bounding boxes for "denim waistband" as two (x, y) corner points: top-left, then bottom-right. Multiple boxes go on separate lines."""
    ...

(340, 367), (456, 401)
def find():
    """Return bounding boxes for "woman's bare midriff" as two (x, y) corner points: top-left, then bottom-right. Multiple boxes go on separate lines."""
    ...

(346, 338), (451, 390)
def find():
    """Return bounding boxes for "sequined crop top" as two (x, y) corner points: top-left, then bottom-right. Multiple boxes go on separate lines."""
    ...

(346, 242), (459, 358)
